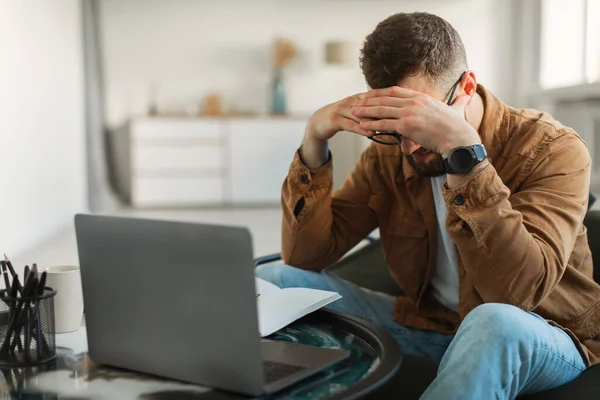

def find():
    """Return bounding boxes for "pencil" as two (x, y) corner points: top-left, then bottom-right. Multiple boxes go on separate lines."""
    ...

(1, 278), (20, 355)
(13, 273), (23, 297)
(24, 273), (38, 361)
(37, 271), (46, 293)
(0, 263), (11, 314)
(3, 254), (16, 279)
(1, 262), (10, 294)
(12, 273), (36, 355)
(35, 271), (47, 359)
(9, 274), (26, 353)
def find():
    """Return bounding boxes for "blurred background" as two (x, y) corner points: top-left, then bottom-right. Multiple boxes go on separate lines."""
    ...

(1, 0), (599, 266)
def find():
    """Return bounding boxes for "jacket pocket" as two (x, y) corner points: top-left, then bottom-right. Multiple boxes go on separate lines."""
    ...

(369, 194), (427, 239)
(381, 208), (429, 299)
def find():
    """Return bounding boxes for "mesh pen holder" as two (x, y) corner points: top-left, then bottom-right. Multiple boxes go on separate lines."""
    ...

(0, 288), (57, 367)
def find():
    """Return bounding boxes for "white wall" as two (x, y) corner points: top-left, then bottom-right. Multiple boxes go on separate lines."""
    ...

(99, 0), (517, 129)
(0, 1), (87, 259)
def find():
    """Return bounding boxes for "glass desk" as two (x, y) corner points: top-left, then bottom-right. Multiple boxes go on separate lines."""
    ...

(0, 310), (401, 399)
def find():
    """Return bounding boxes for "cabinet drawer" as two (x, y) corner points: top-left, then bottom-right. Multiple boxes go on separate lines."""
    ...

(133, 146), (223, 170)
(132, 177), (224, 206)
(132, 119), (222, 142)
(229, 119), (307, 203)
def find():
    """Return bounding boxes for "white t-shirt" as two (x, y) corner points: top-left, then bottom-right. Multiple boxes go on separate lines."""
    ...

(429, 175), (460, 312)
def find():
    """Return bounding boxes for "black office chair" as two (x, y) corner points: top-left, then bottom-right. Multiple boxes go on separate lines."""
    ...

(254, 198), (600, 399)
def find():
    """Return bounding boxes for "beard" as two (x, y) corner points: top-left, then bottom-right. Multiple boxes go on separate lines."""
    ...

(405, 149), (446, 177)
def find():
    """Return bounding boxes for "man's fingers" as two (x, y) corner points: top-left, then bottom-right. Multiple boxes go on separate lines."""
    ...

(365, 86), (419, 99)
(450, 94), (471, 114)
(335, 103), (362, 123)
(346, 92), (367, 104)
(359, 118), (398, 133)
(351, 105), (403, 119)
(338, 117), (374, 137)
(355, 96), (412, 107)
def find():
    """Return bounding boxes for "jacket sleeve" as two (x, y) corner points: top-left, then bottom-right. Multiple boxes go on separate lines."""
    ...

(280, 147), (379, 271)
(443, 132), (591, 310)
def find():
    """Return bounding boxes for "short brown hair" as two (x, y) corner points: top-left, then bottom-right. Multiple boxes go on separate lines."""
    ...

(360, 12), (467, 91)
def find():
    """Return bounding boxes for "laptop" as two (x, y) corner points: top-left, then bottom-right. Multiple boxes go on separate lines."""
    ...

(74, 214), (349, 396)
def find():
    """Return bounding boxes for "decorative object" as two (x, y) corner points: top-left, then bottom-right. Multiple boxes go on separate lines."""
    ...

(271, 70), (286, 115)
(202, 93), (222, 117)
(324, 41), (354, 65)
(270, 38), (297, 115)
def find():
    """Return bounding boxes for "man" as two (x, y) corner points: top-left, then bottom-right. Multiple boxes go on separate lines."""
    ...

(256, 12), (600, 399)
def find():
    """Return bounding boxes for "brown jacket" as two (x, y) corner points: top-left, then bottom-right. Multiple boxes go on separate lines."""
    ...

(281, 85), (600, 366)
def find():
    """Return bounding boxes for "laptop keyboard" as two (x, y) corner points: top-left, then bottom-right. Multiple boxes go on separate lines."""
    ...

(263, 360), (305, 384)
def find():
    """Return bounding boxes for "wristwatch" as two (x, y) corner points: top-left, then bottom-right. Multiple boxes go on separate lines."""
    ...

(442, 144), (487, 175)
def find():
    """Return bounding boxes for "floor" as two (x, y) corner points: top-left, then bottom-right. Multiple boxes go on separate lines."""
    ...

(13, 207), (284, 269)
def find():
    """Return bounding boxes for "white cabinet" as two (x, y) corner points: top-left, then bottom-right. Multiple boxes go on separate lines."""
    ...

(132, 119), (222, 141)
(133, 176), (224, 206)
(119, 117), (308, 207)
(229, 119), (306, 203)
(129, 118), (226, 207)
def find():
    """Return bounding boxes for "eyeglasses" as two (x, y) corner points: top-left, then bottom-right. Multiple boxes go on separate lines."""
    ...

(368, 71), (467, 146)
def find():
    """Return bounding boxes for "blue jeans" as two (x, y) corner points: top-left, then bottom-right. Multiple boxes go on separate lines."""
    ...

(256, 264), (587, 400)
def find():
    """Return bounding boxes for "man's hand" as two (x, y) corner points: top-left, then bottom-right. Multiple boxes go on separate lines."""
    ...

(350, 86), (480, 157)
(307, 93), (373, 141)
(301, 93), (373, 171)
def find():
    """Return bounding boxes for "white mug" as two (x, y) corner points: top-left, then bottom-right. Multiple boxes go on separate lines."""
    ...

(45, 265), (84, 333)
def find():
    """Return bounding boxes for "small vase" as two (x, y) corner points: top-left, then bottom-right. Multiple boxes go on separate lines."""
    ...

(271, 69), (286, 115)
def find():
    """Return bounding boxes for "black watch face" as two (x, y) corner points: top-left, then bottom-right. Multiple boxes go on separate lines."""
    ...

(448, 148), (475, 174)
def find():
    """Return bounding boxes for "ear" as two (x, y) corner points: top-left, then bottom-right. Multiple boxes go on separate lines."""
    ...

(460, 70), (477, 97)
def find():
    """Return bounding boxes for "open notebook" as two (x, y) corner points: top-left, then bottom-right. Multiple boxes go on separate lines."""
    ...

(256, 278), (341, 337)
